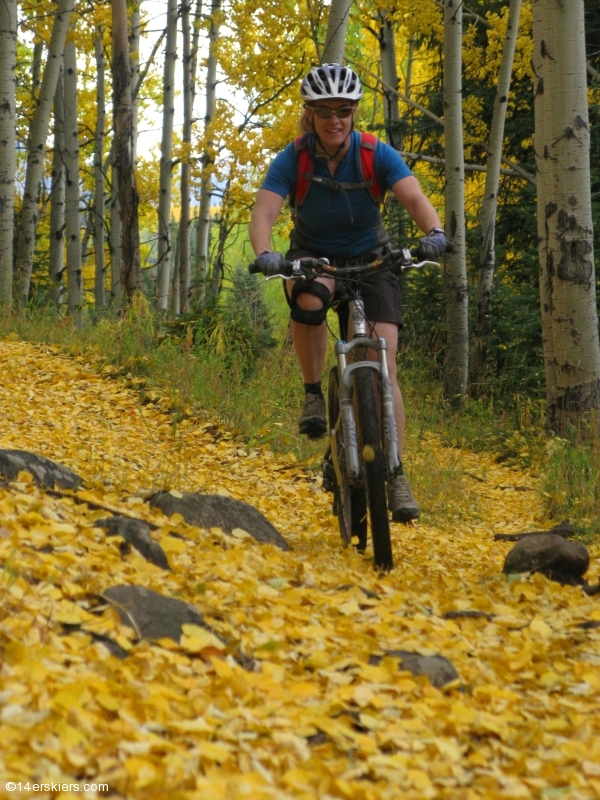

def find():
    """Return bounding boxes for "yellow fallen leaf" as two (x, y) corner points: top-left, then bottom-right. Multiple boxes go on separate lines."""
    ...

(231, 527), (251, 540)
(160, 536), (186, 553)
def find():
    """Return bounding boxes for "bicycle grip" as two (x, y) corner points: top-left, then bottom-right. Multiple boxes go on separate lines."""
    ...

(248, 261), (262, 275)
(409, 241), (454, 259)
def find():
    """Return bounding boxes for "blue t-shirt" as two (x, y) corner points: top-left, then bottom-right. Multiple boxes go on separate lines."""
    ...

(261, 131), (412, 257)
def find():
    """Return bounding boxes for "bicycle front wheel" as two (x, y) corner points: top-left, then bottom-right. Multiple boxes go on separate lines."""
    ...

(352, 367), (393, 571)
(328, 366), (367, 551)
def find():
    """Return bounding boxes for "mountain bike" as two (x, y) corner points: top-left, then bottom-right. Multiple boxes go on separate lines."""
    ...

(249, 248), (438, 571)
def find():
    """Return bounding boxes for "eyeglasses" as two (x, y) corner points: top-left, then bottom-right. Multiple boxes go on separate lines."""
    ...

(310, 106), (356, 120)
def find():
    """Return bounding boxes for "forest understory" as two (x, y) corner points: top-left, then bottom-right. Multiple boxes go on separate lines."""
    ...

(1, 338), (600, 800)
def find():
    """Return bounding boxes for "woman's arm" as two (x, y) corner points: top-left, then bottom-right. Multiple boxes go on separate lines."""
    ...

(390, 176), (442, 234)
(249, 189), (286, 254)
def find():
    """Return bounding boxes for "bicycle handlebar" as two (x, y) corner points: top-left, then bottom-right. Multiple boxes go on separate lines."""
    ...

(248, 248), (440, 280)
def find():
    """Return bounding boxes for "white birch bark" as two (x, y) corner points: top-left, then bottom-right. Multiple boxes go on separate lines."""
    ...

(473, 0), (522, 386)
(170, 220), (180, 315)
(63, 39), (82, 317)
(0, 0), (17, 306)
(443, 0), (468, 402)
(49, 66), (65, 306)
(207, 187), (229, 304)
(110, 163), (122, 304)
(129, 0), (140, 164)
(14, 0), (74, 308)
(190, 0), (203, 108)
(321, 0), (352, 64)
(195, 0), (221, 304)
(378, 11), (400, 150)
(538, 0), (600, 431)
(31, 40), (44, 101)
(112, 0), (142, 301)
(156, 0), (178, 312)
(94, 28), (106, 310)
(405, 39), (414, 97)
(179, 1), (193, 312)
(532, 0), (556, 411)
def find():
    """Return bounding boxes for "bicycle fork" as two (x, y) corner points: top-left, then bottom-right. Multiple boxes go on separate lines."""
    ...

(332, 338), (401, 483)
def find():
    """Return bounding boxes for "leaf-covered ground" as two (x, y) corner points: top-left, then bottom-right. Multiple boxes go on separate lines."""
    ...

(1, 340), (599, 800)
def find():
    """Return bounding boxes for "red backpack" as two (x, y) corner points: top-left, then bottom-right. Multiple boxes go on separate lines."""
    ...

(292, 132), (382, 211)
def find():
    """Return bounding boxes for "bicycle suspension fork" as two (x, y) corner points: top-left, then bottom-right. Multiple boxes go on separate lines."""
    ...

(333, 298), (401, 481)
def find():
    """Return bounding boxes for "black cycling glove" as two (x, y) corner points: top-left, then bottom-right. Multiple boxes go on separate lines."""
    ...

(256, 250), (286, 276)
(415, 227), (449, 260)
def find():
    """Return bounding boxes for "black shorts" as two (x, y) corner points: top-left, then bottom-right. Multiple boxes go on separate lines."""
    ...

(284, 249), (403, 327)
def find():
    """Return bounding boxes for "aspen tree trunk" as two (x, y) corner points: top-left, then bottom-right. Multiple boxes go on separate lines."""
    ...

(472, 0), (522, 389)
(405, 39), (414, 98)
(109, 165), (122, 304)
(156, 0), (177, 312)
(80, 207), (92, 266)
(190, 0), (203, 108)
(111, 0), (142, 301)
(532, 0), (556, 412)
(208, 208), (229, 304)
(321, 0), (352, 64)
(378, 11), (401, 150)
(443, 0), (468, 402)
(195, 0), (221, 304)
(49, 68), (66, 307)
(536, 0), (600, 432)
(170, 221), (180, 315)
(14, 0), (74, 308)
(63, 39), (82, 317)
(129, 0), (140, 164)
(94, 29), (106, 311)
(31, 40), (44, 100)
(0, 0), (17, 306)
(179, 1), (193, 313)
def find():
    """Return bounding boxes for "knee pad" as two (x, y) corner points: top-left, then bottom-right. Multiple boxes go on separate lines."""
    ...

(289, 281), (331, 326)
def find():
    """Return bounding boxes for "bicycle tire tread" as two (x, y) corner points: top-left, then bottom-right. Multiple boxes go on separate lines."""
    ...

(328, 367), (367, 550)
(352, 367), (393, 571)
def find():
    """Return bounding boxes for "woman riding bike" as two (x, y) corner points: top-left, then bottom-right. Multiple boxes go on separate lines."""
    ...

(249, 63), (448, 523)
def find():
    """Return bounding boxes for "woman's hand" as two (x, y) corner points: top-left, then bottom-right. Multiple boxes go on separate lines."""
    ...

(415, 228), (449, 260)
(256, 250), (287, 276)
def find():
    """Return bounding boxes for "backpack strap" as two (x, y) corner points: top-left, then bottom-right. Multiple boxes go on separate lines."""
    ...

(294, 136), (312, 206)
(292, 132), (382, 211)
(358, 132), (382, 204)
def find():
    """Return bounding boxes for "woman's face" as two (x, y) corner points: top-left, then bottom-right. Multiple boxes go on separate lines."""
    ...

(307, 99), (357, 151)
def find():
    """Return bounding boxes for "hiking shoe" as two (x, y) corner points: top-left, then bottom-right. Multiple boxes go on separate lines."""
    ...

(299, 393), (327, 439)
(388, 473), (420, 523)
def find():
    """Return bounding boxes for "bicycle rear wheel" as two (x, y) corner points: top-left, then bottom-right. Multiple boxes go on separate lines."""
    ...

(327, 367), (367, 551)
(352, 367), (393, 571)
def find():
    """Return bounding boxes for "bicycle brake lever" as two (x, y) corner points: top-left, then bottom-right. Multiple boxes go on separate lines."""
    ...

(404, 259), (440, 270)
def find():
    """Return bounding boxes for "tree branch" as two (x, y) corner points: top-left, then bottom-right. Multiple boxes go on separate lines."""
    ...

(133, 26), (167, 100)
(588, 62), (600, 82)
(401, 151), (536, 184)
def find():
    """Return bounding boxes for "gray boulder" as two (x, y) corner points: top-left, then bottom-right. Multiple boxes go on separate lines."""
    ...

(503, 533), (589, 585)
(102, 585), (223, 643)
(0, 450), (82, 489)
(370, 650), (459, 688)
(148, 491), (289, 550)
(95, 517), (170, 570)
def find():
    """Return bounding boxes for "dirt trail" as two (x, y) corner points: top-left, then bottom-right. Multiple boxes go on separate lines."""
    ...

(1, 340), (599, 800)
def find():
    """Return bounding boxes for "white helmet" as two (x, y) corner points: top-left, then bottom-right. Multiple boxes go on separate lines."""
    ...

(300, 63), (363, 103)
